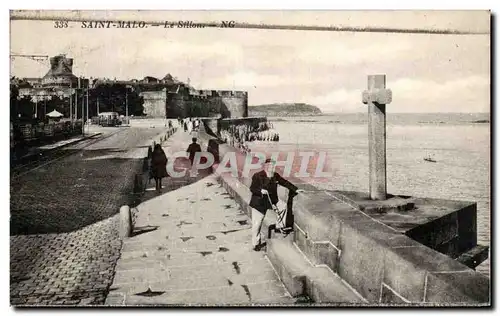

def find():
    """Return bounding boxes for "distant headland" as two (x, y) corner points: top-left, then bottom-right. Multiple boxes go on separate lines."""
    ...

(248, 103), (322, 117)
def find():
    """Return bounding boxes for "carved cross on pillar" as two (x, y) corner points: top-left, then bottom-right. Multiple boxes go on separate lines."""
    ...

(362, 74), (392, 200)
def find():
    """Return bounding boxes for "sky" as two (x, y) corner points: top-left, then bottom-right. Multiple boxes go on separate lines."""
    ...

(10, 10), (490, 113)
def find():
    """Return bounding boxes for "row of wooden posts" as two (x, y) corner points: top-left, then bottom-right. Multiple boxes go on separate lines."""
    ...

(119, 126), (178, 238)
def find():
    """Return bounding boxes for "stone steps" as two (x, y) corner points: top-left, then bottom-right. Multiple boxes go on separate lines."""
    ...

(267, 237), (366, 304)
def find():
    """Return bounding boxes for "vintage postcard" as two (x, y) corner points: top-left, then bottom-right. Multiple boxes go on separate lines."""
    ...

(9, 10), (491, 307)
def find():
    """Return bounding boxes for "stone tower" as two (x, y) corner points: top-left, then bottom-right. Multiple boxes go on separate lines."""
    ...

(42, 54), (77, 88)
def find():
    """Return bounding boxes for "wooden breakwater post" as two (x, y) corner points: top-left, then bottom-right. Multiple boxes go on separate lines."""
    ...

(362, 74), (392, 200)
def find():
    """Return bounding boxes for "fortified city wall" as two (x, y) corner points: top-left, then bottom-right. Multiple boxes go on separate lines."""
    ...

(140, 88), (248, 119)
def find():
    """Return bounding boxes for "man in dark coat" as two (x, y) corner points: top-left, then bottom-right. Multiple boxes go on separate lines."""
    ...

(249, 158), (302, 251)
(151, 144), (168, 192)
(186, 137), (202, 166)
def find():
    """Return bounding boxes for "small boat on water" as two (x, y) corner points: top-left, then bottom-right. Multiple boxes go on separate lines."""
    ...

(424, 154), (437, 163)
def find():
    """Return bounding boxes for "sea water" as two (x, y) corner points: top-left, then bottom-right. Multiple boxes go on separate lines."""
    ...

(250, 113), (490, 276)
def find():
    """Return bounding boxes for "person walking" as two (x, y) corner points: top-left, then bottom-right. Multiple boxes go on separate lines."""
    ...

(249, 158), (303, 251)
(186, 137), (202, 166)
(151, 144), (168, 193)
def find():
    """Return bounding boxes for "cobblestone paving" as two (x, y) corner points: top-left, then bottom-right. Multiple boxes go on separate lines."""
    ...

(10, 127), (168, 306)
(10, 216), (121, 305)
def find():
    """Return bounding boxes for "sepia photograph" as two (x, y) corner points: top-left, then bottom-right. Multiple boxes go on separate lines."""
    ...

(9, 9), (491, 307)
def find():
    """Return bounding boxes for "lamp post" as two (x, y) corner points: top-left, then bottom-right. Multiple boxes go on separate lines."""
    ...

(125, 85), (133, 126)
(79, 77), (84, 135)
(86, 86), (89, 133)
(69, 82), (73, 122)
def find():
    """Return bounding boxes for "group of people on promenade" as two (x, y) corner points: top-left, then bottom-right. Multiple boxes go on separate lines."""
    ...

(149, 119), (302, 253)
(179, 117), (201, 133)
(149, 137), (202, 193)
(150, 142), (302, 252)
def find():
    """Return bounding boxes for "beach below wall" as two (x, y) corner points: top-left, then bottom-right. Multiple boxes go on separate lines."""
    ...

(247, 113), (490, 276)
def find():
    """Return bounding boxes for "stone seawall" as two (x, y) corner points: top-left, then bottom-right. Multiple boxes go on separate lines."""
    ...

(287, 189), (490, 304)
(195, 125), (490, 305)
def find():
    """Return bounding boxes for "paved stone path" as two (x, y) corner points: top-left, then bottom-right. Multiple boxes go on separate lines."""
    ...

(105, 131), (294, 306)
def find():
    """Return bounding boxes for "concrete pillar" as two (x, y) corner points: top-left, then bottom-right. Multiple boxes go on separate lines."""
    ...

(119, 205), (132, 238)
(362, 74), (392, 200)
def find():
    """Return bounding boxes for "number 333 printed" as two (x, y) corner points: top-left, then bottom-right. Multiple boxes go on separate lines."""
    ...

(54, 21), (69, 28)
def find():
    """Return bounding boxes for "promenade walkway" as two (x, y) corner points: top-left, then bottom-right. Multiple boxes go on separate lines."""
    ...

(105, 130), (294, 306)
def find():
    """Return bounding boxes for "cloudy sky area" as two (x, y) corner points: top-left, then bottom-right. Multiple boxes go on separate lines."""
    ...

(10, 10), (490, 113)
